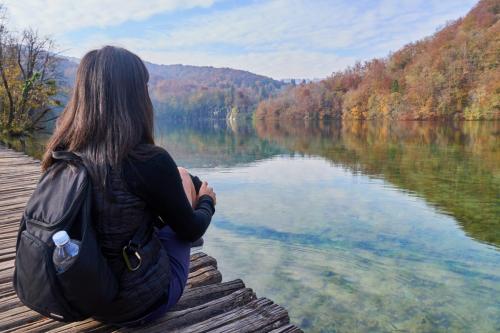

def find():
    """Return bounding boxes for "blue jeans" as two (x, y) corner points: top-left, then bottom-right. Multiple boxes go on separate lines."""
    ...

(121, 225), (191, 326)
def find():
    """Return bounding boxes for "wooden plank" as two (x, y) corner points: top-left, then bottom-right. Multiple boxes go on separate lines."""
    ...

(0, 231), (17, 241)
(4, 317), (72, 333)
(0, 193), (33, 204)
(0, 305), (44, 332)
(117, 288), (257, 333)
(0, 294), (21, 312)
(0, 211), (24, 223)
(177, 298), (290, 333)
(0, 269), (14, 284)
(0, 240), (16, 251)
(0, 224), (19, 233)
(186, 265), (222, 288)
(0, 259), (14, 271)
(0, 197), (33, 209)
(173, 279), (246, 311)
(0, 180), (38, 190)
(0, 204), (31, 214)
(0, 251), (15, 263)
(189, 252), (218, 272)
(0, 281), (15, 296)
(45, 318), (113, 333)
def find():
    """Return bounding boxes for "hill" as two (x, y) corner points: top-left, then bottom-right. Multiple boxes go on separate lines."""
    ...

(57, 58), (285, 119)
(256, 0), (499, 120)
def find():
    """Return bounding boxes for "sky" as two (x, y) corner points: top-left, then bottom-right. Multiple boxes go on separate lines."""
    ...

(4, 0), (478, 80)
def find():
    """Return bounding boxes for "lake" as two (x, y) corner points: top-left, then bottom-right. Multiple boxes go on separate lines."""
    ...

(2, 119), (499, 332)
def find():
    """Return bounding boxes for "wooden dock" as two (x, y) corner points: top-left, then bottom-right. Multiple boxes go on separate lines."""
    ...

(0, 145), (302, 333)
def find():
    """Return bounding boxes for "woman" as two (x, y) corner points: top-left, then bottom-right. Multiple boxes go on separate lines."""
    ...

(41, 46), (216, 325)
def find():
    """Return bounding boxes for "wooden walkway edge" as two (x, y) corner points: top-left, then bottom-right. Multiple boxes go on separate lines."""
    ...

(0, 144), (302, 333)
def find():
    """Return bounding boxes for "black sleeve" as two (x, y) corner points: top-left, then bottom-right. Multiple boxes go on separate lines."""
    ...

(123, 148), (215, 242)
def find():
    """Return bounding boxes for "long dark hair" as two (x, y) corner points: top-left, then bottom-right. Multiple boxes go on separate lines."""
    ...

(41, 46), (155, 187)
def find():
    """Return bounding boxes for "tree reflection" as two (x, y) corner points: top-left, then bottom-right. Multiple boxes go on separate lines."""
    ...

(255, 119), (500, 247)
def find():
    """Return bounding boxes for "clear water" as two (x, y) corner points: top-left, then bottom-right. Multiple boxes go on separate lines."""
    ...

(2, 119), (499, 332)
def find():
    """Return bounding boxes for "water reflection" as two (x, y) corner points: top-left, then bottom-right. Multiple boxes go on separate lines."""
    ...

(253, 119), (500, 247)
(153, 118), (289, 168)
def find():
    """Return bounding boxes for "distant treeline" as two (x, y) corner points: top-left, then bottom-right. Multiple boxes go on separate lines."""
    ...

(256, 0), (499, 120)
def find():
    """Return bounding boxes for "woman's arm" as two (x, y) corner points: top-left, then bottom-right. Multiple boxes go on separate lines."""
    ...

(123, 149), (215, 242)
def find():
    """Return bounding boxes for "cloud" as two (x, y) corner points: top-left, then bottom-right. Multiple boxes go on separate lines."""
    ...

(154, 0), (476, 53)
(3, 0), (216, 35)
(3, 0), (478, 79)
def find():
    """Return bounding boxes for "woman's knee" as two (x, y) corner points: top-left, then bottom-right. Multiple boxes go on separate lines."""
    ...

(177, 167), (191, 185)
(177, 167), (196, 206)
(177, 166), (188, 177)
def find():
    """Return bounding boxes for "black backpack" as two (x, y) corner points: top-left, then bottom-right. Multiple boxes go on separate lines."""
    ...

(13, 151), (121, 322)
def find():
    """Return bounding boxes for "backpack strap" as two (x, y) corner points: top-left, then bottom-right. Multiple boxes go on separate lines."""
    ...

(52, 150), (152, 272)
(52, 150), (82, 162)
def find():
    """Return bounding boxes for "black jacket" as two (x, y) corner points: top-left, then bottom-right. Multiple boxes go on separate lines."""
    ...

(91, 167), (172, 323)
(90, 145), (214, 323)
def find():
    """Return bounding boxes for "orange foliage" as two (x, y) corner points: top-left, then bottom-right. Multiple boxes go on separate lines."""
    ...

(256, 0), (500, 120)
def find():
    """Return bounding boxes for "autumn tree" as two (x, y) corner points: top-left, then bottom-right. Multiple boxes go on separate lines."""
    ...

(0, 7), (59, 135)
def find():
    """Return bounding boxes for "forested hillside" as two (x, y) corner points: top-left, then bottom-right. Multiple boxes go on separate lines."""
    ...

(256, 0), (499, 120)
(146, 63), (285, 118)
(58, 59), (285, 119)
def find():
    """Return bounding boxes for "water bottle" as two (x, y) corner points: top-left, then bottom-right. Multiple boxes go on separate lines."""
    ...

(52, 230), (80, 273)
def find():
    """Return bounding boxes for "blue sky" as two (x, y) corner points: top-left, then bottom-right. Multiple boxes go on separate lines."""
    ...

(5, 0), (478, 79)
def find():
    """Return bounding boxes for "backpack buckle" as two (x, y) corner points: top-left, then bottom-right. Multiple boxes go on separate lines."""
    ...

(122, 243), (142, 271)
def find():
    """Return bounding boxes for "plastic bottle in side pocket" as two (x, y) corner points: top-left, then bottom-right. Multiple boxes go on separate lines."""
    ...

(52, 231), (81, 273)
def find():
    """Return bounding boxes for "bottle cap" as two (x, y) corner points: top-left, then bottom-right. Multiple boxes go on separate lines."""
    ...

(52, 231), (70, 247)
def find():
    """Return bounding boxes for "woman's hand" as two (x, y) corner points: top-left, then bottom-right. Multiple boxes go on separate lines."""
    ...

(199, 181), (216, 205)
